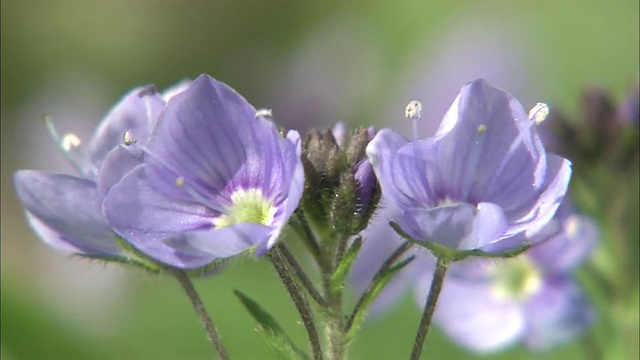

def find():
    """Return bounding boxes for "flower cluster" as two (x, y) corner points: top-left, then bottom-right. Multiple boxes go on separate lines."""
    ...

(15, 74), (304, 270)
(15, 74), (601, 359)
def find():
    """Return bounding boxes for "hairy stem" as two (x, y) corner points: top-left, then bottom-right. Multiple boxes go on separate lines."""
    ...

(277, 243), (327, 307)
(269, 248), (323, 360)
(173, 270), (229, 360)
(296, 212), (322, 256)
(324, 286), (346, 360)
(410, 257), (449, 360)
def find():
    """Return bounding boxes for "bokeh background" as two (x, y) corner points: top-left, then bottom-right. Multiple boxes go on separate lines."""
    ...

(1, 1), (638, 359)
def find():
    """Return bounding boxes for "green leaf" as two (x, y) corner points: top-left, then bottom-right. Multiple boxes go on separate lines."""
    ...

(330, 236), (362, 294)
(234, 290), (309, 360)
(346, 254), (416, 340)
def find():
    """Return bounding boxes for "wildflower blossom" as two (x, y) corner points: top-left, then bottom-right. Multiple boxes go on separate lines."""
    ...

(367, 79), (572, 253)
(103, 74), (304, 268)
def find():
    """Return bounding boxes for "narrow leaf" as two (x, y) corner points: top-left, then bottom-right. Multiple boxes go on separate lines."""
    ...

(234, 290), (309, 360)
(346, 255), (416, 339)
(330, 236), (362, 293)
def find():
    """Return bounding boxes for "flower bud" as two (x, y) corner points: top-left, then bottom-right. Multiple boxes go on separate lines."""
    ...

(301, 123), (380, 237)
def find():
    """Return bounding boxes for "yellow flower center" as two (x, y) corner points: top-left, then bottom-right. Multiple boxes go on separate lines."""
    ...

(213, 188), (276, 228)
(490, 257), (542, 301)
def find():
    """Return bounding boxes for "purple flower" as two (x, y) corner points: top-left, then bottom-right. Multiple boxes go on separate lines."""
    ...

(422, 201), (598, 352)
(14, 84), (169, 257)
(103, 74), (304, 269)
(367, 79), (572, 253)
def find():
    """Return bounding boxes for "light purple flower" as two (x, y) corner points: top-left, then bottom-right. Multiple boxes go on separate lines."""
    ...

(103, 74), (304, 269)
(367, 79), (572, 253)
(421, 201), (598, 352)
(14, 85), (168, 257)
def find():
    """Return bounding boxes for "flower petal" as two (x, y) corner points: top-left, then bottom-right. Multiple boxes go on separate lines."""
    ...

(103, 165), (218, 237)
(402, 204), (475, 248)
(145, 74), (295, 207)
(429, 275), (526, 353)
(523, 278), (594, 350)
(261, 130), (305, 253)
(401, 202), (508, 250)
(460, 202), (509, 249)
(505, 154), (572, 237)
(367, 129), (414, 209)
(529, 213), (599, 273)
(14, 170), (120, 255)
(97, 145), (144, 200)
(182, 223), (271, 259)
(434, 79), (547, 208)
(87, 86), (165, 169)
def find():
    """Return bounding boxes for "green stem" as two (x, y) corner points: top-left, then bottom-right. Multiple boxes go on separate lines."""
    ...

(323, 273), (346, 360)
(295, 212), (322, 257)
(173, 270), (229, 360)
(410, 257), (449, 360)
(277, 243), (327, 307)
(269, 248), (324, 360)
(581, 329), (602, 360)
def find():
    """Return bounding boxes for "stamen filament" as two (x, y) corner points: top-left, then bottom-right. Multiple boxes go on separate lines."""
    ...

(406, 99), (435, 203)
(175, 176), (228, 214)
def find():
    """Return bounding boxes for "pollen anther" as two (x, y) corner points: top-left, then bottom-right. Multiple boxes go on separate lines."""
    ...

(255, 108), (273, 119)
(62, 133), (82, 151)
(405, 99), (423, 121)
(528, 103), (549, 124)
(123, 130), (137, 145)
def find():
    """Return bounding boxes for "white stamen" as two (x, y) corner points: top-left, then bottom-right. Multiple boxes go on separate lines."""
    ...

(62, 133), (82, 151)
(528, 102), (549, 124)
(122, 129), (137, 145)
(404, 99), (434, 200)
(255, 108), (273, 119)
(405, 99), (423, 121)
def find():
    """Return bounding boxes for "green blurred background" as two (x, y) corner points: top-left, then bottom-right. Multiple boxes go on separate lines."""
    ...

(1, 1), (638, 359)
